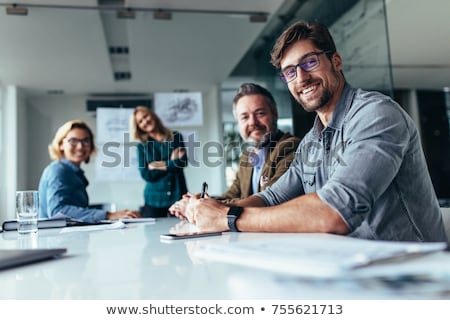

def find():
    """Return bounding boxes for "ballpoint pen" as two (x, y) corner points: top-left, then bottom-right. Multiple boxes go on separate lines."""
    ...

(201, 182), (208, 198)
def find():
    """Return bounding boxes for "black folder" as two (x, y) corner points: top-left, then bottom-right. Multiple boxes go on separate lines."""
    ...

(2, 218), (67, 231)
(0, 248), (67, 270)
(1, 218), (112, 232)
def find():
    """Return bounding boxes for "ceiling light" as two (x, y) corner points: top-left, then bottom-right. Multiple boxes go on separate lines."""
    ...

(114, 72), (132, 81)
(6, 4), (28, 16)
(153, 10), (172, 20)
(249, 14), (267, 23)
(117, 8), (135, 19)
(47, 90), (65, 95)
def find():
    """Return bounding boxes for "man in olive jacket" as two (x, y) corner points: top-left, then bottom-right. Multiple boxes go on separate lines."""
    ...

(216, 83), (300, 203)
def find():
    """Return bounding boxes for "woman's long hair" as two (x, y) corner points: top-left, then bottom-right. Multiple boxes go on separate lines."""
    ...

(130, 106), (173, 142)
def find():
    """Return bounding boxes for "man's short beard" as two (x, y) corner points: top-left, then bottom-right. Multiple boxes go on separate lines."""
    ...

(298, 69), (341, 113)
(253, 125), (278, 149)
(298, 88), (333, 113)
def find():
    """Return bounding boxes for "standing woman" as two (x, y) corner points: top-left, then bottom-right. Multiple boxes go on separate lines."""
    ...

(39, 120), (141, 222)
(130, 106), (188, 217)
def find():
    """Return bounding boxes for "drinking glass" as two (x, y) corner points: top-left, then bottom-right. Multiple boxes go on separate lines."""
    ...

(16, 190), (39, 234)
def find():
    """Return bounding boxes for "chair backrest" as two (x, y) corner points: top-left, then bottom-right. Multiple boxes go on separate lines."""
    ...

(440, 208), (450, 244)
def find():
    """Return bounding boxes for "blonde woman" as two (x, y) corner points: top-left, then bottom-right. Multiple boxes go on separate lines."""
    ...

(130, 106), (188, 217)
(38, 120), (141, 222)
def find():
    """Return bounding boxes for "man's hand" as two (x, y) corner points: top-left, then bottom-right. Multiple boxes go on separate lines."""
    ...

(184, 195), (229, 232)
(169, 192), (199, 219)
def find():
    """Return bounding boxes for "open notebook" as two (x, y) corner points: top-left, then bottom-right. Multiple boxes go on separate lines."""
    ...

(0, 248), (67, 270)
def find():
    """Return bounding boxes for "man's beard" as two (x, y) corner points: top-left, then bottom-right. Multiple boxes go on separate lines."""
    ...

(296, 69), (341, 113)
(251, 127), (278, 149)
(297, 84), (333, 113)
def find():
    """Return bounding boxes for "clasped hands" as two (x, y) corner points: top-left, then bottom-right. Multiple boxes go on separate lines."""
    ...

(169, 192), (229, 232)
(148, 147), (185, 170)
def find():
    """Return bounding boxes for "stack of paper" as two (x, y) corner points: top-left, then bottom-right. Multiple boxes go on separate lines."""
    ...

(60, 221), (126, 233)
(193, 233), (447, 278)
(101, 217), (156, 224)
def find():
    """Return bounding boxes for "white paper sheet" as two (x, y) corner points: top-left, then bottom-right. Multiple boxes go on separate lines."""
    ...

(193, 233), (447, 278)
(59, 221), (126, 233)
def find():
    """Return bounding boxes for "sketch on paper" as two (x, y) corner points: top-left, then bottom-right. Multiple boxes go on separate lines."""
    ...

(96, 107), (134, 143)
(154, 92), (203, 127)
(95, 107), (140, 182)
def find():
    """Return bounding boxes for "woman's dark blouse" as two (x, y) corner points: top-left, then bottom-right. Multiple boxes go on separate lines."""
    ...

(137, 131), (188, 208)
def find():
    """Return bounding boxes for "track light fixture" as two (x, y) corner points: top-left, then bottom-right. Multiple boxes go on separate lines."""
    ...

(153, 10), (172, 20)
(6, 4), (28, 16)
(1, 3), (269, 22)
(249, 14), (268, 23)
(117, 8), (135, 19)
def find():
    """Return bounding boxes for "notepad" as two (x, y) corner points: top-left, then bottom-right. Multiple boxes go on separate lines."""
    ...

(193, 234), (447, 278)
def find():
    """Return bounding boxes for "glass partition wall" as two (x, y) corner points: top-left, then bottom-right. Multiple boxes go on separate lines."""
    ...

(222, 0), (393, 187)
(0, 0), (394, 206)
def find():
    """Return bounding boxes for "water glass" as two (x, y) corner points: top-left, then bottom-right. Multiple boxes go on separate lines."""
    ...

(16, 190), (39, 234)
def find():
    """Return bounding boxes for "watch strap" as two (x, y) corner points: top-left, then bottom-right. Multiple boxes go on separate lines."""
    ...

(227, 206), (243, 232)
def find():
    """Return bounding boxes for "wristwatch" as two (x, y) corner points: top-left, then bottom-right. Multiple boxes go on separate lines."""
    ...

(227, 206), (243, 232)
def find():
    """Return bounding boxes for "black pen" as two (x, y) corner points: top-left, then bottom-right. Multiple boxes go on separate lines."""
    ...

(201, 182), (208, 198)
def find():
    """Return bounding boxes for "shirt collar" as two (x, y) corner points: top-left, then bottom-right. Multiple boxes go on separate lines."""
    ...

(312, 82), (355, 136)
(61, 158), (84, 173)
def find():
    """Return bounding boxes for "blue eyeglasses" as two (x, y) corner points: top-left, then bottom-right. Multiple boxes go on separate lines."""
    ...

(280, 51), (331, 83)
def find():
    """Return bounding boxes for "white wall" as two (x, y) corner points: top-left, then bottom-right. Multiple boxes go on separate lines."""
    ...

(0, 86), (224, 223)
(181, 87), (226, 195)
(0, 86), (17, 222)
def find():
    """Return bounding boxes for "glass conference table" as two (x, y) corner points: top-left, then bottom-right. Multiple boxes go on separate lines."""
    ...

(1, 217), (449, 300)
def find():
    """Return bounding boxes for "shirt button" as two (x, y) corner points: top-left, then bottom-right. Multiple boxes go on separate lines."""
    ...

(167, 191), (171, 196)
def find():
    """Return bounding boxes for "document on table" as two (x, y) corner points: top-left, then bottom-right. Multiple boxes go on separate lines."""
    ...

(193, 233), (447, 278)
(99, 217), (156, 224)
(60, 221), (126, 233)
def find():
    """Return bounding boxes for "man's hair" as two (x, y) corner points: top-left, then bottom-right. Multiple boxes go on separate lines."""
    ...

(232, 83), (278, 118)
(270, 20), (337, 69)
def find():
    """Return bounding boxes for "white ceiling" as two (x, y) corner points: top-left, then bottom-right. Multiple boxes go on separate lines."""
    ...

(386, 0), (450, 90)
(0, 0), (285, 95)
(0, 0), (449, 96)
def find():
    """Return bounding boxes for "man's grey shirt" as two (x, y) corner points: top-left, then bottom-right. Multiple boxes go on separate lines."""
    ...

(258, 83), (448, 242)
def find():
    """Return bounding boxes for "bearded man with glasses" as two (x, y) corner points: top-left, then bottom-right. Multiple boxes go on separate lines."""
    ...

(175, 20), (447, 243)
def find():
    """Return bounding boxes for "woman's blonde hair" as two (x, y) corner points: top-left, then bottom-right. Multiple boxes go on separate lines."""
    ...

(48, 120), (96, 163)
(130, 106), (173, 142)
